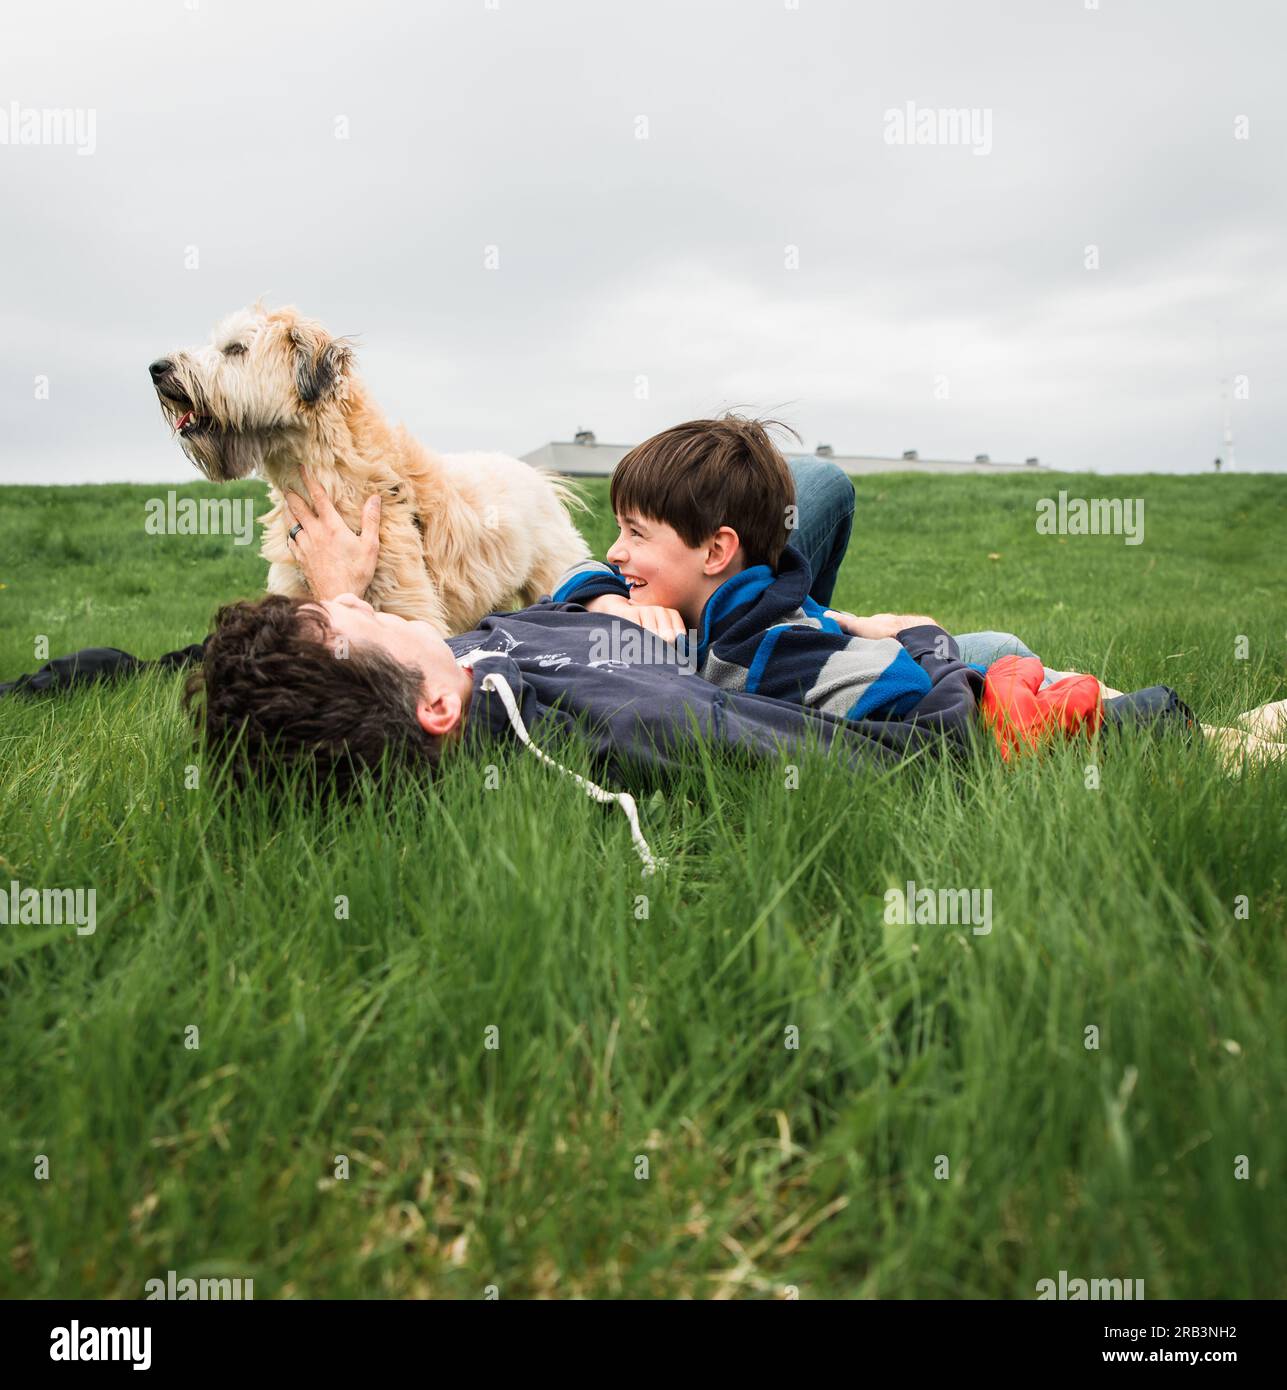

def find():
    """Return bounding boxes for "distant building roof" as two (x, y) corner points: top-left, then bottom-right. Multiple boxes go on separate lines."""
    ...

(523, 436), (1046, 477)
(523, 440), (636, 476)
(786, 450), (1044, 475)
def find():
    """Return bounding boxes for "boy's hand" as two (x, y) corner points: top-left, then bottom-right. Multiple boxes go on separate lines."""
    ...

(825, 610), (940, 639)
(585, 593), (687, 643)
(285, 468), (382, 601)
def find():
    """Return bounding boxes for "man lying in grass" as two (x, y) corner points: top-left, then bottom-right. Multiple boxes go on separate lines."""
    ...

(192, 586), (988, 871)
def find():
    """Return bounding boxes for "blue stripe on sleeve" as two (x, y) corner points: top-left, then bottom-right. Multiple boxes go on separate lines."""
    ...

(845, 648), (931, 720)
(552, 564), (626, 603)
(744, 623), (789, 694)
(800, 595), (843, 634)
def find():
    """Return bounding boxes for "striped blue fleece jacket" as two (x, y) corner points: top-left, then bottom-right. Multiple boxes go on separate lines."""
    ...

(551, 544), (982, 724)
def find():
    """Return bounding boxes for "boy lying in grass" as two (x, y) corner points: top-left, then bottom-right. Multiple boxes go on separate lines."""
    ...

(549, 417), (1166, 721)
(541, 414), (1281, 767)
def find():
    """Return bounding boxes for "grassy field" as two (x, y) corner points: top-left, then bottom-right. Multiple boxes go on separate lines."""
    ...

(0, 471), (1284, 1299)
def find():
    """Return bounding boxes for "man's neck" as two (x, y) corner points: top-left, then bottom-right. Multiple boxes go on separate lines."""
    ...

(452, 662), (475, 733)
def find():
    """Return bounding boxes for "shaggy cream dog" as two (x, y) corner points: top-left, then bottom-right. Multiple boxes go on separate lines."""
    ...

(149, 303), (590, 633)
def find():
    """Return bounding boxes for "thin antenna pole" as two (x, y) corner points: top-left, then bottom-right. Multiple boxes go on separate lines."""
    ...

(1222, 381), (1236, 472)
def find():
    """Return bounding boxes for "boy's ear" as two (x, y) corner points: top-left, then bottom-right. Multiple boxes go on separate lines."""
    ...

(703, 526), (742, 577)
(416, 690), (462, 737)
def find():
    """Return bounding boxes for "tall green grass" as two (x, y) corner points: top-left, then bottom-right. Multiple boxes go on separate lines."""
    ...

(0, 473), (1283, 1297)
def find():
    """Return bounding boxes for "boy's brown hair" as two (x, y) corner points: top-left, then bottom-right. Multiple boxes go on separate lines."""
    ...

(184, 594), (442, 795)
(609, 414), (798, 569)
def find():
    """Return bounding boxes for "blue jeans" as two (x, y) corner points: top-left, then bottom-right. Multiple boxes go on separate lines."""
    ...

(952, 630), (1037, 666)
(786, 455), (854, 609)
(787, 459), (1050, 681)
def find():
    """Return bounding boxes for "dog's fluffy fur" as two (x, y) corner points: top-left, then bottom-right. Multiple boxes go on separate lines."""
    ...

(151, 303), (590, 633)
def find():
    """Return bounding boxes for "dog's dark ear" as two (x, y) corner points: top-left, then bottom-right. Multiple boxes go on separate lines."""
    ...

(291, 325), (353, 404)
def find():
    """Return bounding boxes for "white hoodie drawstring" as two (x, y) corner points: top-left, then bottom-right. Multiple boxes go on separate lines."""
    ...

(480, 670), (666, 876)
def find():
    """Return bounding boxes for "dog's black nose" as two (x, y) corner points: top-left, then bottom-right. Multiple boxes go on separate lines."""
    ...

(148, 358), (173, 382)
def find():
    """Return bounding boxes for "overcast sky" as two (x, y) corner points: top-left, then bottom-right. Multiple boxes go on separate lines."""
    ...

(2, 0), (1285, 483)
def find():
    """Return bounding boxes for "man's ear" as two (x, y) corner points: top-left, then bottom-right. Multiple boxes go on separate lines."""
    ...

(290, 323), (354, 404)
(703, 526), (742, 577)
(415, 689), (462, 738)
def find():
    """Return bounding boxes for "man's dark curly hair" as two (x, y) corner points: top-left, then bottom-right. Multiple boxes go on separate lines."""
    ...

(184, 593), (443, 795)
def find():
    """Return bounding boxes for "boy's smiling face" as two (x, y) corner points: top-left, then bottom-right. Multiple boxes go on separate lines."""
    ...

(606, 512), (744, 628)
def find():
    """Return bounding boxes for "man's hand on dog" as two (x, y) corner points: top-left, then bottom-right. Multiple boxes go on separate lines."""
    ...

(285, 468), (382, 601)
(584, 593), (687, 643)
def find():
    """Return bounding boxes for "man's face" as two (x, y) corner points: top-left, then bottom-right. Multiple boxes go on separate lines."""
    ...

(604, 512), (712, 617)
(314, 593), (469, 736)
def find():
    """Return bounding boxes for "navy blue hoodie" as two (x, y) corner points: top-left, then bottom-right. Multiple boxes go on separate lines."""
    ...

(447, 600), (982, 786)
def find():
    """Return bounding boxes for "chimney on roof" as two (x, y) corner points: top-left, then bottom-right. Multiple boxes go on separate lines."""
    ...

(902, 449), (919, 461)
(815, 443), (834, 457)
(574, 429), (596, 446)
